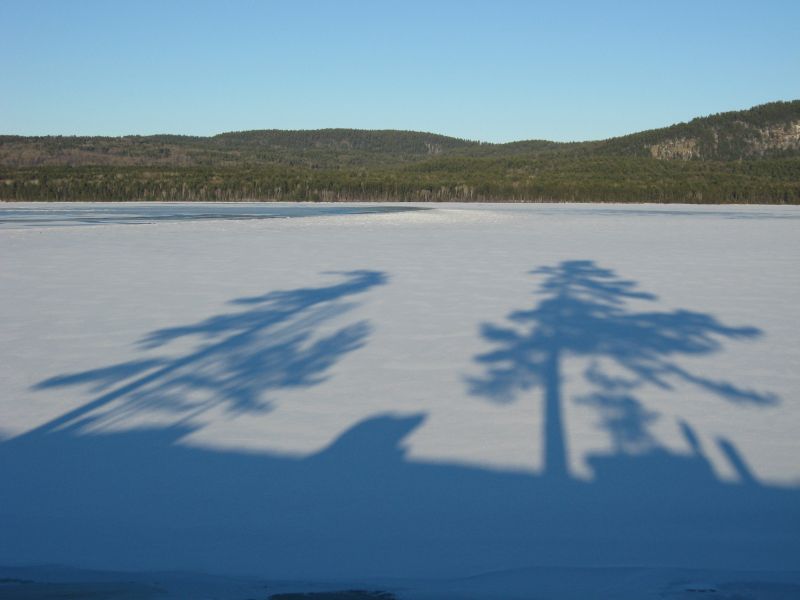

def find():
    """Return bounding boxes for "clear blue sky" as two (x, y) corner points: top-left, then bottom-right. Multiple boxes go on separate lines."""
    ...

(1, 0), (798, 142)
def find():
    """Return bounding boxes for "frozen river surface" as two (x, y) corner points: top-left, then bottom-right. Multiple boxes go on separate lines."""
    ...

(1, 202), (799, 599)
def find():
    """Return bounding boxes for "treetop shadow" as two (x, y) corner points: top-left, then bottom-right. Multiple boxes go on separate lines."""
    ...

(29, 270), (387, 438)
(468, 259), (777, 478)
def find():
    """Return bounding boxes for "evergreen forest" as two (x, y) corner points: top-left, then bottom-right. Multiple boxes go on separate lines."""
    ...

(2, 101), (799, 203)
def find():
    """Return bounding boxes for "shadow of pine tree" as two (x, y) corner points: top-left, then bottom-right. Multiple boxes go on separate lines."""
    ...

(27, 270), (387, 437)
(468, 260), (776, 478)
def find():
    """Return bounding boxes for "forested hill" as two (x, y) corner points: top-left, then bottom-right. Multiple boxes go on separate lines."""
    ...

(2, 101), (799, 168)
(0, 129), (482, 168)
(588, 100), (800, 160)
(2, 101), (800, 203)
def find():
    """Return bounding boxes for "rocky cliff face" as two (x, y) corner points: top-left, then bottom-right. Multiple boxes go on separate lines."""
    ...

(753, 120), (800, 154)
(647, 120), (800, 160)
(648, 137), (700, 160)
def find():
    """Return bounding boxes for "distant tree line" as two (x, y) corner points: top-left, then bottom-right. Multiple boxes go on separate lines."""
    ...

(3, 156), (799, 204)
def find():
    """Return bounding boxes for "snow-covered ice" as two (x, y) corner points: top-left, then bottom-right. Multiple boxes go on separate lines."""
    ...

(1, 202), (799, 598)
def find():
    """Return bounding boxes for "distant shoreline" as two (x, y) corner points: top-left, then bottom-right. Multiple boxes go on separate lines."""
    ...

(1, 197), (797, 205)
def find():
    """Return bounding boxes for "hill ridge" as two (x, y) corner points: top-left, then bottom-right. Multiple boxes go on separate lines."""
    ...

(2, 101), (799, 203)
(2, 100), (800, 168)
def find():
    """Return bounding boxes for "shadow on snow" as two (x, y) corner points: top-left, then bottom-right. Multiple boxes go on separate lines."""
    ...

(0, 264), (797, 580)
(26, 269), (387, 435)
(467, 260), (777, 479)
